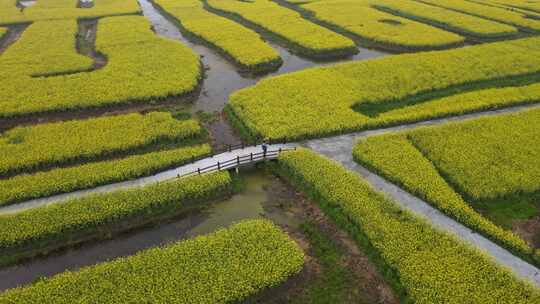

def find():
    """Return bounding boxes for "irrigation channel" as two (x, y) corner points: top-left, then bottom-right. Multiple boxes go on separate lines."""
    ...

(0, 170), (291, 291)
(1, 0), (540, 296)
(138, 0), (386, 147)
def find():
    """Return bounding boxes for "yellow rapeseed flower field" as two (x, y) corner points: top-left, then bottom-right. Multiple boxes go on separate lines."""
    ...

(419, 0), (540, 32)
(300, 0), (466, 51)
(373, 0), (518, 38)
(277, 148), (540, 303)
(354, 108), (540, 260)
(0, 112), (203, 176)
(228, 36), (540, 141)
(0, 16), (201, 117)
(0, 172), (233, 263)
(206, 0), (357, 58)
(0, 219), (305, 303)
(155, 0), (282, 73)
(0, 0), (141, 24)
(0, 144), (211, 207)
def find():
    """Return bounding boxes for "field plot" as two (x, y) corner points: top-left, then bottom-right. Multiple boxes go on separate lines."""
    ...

(228, 36), (540, 141)
(354, 108), (540, 260)
(205, 0), (358, 59)
(373, 0), (518, 39)
(475, 0), (540, 13)
(417, 0), (540, 32)
(0, 112), (210, 206)
(0, 220), (304, 303)
(289, 0), (466, 51)
(0, 0), (141, 24)
(276, 148), (540, 303)
(154, 0), (282, 73)
(0, 15), (201, 118)
(0, 171), (232, 265)
(2, 0), (540, 301)
(0, 19), (94, 77)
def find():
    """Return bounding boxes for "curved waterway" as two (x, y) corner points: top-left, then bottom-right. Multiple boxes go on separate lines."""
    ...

(138, 0), (387, 113)
(0, 170), (302, 292)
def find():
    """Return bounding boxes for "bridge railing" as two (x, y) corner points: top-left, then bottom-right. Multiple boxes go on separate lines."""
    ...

(209, 138), (287, 156)
(177, 147), (296, 178)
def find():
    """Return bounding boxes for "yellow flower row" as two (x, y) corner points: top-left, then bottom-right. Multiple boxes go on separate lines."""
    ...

(0, 171), (233, 263)
(406, 108), (540, 201)
(480, 0), (540, 13)
(419, 0), (540, 32)
(0, 0), (141, 25)
(373, 0), (518, 38)
(300, 0), (465, 51)
(0, 112), (203, 177)
(0, 16), (201, 117)
(0, 144), (211, 207)
(277, 148), (540, 303)
(0, 219), (304, 303)
(0, 19), (94, 77)
(206, 0), (357, 58)
(155, 0), (281, 73)
(228, 36), (540, 141)
(354, 108), (540, 260)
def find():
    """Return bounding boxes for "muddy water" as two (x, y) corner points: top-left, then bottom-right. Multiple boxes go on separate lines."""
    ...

(77, 19), (106, 70)
(0, 169), (300, 292)
(0, 24), (27, 55)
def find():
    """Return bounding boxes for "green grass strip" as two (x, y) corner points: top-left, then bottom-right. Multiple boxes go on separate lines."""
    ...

(0, 144), (211, 207)
(276, 148), (540, 303)
(0, 219), (305, 303)
(0, 171), (232, 266)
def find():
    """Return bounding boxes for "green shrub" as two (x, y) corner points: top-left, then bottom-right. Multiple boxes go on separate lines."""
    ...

(0, 219), (305, 303)
(276, 148), (540, 303)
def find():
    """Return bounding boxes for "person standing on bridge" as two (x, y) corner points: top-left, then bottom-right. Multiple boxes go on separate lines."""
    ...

(261, 139), (268, 158)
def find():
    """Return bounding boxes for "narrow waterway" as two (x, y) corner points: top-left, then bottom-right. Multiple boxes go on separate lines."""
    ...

(138, 0), (387, 113)
(0, 169), (301, 292)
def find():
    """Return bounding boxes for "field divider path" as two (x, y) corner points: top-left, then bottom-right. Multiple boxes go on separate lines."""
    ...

(302, 104), (540, 288)
(2, 104), (540, 287)
(0, 143), (294, 215)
